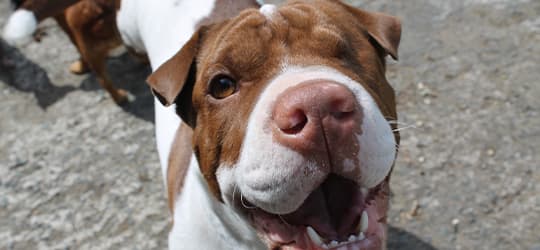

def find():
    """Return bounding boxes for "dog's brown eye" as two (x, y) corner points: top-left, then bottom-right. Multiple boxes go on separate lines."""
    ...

(209, 75), (237, 99)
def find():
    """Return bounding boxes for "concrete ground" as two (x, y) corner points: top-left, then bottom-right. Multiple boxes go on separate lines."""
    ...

(1, 0), (539, 249)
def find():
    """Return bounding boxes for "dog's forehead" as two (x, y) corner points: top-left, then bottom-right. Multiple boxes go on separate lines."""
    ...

(198, 1), (356, 76)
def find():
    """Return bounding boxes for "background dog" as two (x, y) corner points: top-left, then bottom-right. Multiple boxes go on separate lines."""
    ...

(3, 0), (132, 104)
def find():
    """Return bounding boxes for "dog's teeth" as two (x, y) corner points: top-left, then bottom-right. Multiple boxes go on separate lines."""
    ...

(306, 226), (324, 246)
(309, 221), (368, 249)
(360, 211), (369, 233)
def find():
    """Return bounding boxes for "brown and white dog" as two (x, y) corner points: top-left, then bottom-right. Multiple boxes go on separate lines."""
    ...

(138, 0), (402, 249)
(3, 0), (131, 104)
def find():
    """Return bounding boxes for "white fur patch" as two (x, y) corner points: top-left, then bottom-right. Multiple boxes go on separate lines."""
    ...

(154, 98), (181, 182)
(217, 65), (397, 215)
(170, 156), (265, 249)
(259, 4), (277, 19)
(117, 0), (217, 180)
(2, 9), (37, 45)
(117, 0), (217, 68)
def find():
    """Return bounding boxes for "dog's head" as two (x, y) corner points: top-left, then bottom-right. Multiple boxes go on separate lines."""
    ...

(148, 0), (401, 249)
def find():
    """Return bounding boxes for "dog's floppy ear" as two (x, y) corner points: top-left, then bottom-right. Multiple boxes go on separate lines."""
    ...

(366, 11), (401, 60)
(147, 29), (201, 107)
(344, 4), (401, 60)
(147, 27), (208, 127)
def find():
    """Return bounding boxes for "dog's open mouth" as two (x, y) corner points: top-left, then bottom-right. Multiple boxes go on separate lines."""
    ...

(239, 174), (390, 250)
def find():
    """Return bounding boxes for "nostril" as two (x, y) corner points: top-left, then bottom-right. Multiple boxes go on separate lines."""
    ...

(280, 110), (308, 135)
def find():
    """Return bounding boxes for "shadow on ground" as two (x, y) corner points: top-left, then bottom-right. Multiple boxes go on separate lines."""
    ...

(388, 225), (437, 250)
(79, 52), (154, 122)
(0, 39), (154, 122)
(0, 39), (75, 108)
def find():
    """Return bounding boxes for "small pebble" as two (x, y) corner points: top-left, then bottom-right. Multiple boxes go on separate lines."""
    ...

(452, 218), (460, 233)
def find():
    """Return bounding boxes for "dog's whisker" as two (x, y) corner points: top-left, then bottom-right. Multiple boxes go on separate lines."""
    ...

(392, 124), (417, 132)
(240, 193), (257, 209)
(277, 214), (291, 227)
(387, 120), (412, 126)
(386, 119), (417, 133)
(232, 184), (238, 205)
(392, 125), (417, 132)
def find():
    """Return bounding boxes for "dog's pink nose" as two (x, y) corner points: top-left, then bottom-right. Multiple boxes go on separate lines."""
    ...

(272, 81), (362, 153)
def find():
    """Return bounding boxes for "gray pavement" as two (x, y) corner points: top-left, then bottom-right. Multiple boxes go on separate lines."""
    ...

(1, 0), (539, 249)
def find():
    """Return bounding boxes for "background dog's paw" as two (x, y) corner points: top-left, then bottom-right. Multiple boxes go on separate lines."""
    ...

(69, 59), (90, 75)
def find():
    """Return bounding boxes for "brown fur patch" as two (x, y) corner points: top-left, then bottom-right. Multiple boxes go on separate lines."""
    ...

(167, 123), (193, 213)
(20, 0), (79, 20)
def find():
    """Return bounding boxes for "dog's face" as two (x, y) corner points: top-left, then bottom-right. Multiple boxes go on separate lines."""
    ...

(148, 1), (401, 249)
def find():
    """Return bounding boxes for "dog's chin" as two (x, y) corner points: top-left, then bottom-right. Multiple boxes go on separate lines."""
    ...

(235, 174), (390, 250)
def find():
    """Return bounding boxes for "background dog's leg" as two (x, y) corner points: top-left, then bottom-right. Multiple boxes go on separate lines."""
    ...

(78, 40), (127, 104)
(65, 0), (128, 105)
(53, 13), (90, 75)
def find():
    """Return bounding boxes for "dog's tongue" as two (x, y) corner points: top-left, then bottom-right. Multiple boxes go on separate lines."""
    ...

(283, 174), (365, 240)
(284, 187), (334, 235)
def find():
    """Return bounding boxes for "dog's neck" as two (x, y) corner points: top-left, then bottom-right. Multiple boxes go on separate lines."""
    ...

(169, 155), (265, 250)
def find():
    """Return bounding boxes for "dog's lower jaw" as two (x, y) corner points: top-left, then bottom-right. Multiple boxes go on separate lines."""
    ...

(169, 155), (265, 250)
(232, 177), (391, 250)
